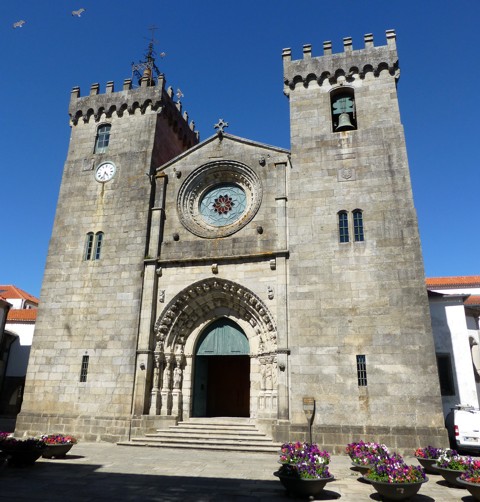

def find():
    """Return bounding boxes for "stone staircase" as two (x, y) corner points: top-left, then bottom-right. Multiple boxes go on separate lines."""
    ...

(118, 417), (281, 453)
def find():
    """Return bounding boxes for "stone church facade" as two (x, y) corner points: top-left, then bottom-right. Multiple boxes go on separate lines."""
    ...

(17, 30), (447, 450)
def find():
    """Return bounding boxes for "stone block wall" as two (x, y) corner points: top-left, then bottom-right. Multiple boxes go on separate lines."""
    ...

(17, 78), (198, 438)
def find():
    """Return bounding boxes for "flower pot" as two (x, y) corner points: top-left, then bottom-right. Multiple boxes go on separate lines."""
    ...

(456, 478), (480, 500)
(351, 461), (373, 475)
(0, 448), (44, 467)
(367, 477), (428, 500)
(415, 456), (438, 474)
(434, 465), (466, 486)
(274, 471), (334, 497)
(42, 443), (73, 459)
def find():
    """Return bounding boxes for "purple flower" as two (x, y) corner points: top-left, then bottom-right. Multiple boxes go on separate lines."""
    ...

(278, 442), (331, 479)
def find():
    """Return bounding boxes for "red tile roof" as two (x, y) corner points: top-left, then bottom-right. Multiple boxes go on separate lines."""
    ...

(6, 309), (37, 322)
(426, 276), (480, 288)
(0, 285), (39, 305)
(465, 295), (480, 307)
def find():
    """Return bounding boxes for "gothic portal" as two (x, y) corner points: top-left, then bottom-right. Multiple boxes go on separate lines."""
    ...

(18, 31), (448, 450)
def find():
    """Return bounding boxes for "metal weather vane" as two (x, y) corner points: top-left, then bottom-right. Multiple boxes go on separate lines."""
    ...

(131, 25), (164, 85)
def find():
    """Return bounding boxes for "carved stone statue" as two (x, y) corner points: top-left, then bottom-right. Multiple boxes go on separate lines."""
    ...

(173, 366), (183, 389)
(265, 363), (273, 390)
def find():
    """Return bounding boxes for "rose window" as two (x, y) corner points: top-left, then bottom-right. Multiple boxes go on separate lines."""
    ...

(177, 160), (262, 238)
(199, 184), (247, 226)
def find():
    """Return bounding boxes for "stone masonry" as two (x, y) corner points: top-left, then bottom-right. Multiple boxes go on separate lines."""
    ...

(17, 31), (447, 451)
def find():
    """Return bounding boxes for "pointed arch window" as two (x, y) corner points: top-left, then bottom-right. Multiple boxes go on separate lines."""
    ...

(338, 211), (349, 243)
(331, 87), (357, 132)
(353, 210), (364, 242)
(94, 124), (111, 153)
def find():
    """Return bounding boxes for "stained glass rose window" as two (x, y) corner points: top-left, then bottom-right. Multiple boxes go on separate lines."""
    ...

(199, 184), (247, 226)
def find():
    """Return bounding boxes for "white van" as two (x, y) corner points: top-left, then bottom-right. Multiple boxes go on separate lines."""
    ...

(445, 405), (480, 454)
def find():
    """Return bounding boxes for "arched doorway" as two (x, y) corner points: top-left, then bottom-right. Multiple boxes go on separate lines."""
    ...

(192, 318), (250, 417)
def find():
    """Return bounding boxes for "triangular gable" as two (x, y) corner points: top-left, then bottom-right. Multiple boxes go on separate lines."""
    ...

(157, 133), (290, 172)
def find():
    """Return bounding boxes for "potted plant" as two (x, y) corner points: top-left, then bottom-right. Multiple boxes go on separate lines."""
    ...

(274, 442), (334, 497)
(457, 459), (480, 500)
(0, 436), (46, 466)
(414, 445), (443, 474)
(40, 434), (78, 459)
(434, 449), (473, 486)
(346, 440), (390, 473)
(364, 454), (428, 500)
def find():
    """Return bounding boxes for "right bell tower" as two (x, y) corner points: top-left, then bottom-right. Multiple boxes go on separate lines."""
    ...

(281, 30), (446, 448)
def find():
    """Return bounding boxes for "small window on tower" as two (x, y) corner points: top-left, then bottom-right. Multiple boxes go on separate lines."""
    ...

(84, 232), (94, 260)
(94, 124), (111, 153)
(356, 355), (367, 386)
(338, 211), (349, 243)
(94, 232), (104, 260)
(80, 355), (89, 382)
(353, 210), (364, 242)
(331, 88), (357, 132)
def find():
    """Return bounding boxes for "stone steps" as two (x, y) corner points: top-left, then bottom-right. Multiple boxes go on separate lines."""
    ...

(118, 418), (281, 453)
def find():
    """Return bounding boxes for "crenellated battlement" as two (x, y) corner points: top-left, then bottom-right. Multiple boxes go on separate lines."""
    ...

(283, 30), (399, 91)
(68, 74), (199, 144)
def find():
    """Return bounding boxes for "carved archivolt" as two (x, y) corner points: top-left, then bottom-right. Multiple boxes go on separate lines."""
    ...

(154, 278), (276, 354)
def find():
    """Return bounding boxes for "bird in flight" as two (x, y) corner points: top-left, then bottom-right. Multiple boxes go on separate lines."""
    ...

(176, 89), (184, 100)
(72, 8), (86, 17)
(13, 20), (26, 29)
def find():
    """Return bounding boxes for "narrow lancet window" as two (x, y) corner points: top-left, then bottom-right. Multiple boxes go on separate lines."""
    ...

(338, 211), (349, 243)
(94, 232), (104, 260)
(353, 210), (364, 242)
(84, 233), (94, 260)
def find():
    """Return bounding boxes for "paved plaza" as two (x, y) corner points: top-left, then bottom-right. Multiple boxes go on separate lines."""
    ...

(0, 442), (475, 501)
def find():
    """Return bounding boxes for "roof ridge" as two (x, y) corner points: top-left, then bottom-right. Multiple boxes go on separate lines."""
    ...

(0, 285), (39, 303)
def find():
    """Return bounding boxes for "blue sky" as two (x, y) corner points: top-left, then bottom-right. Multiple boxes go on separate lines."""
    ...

(1, 1), (478, 298)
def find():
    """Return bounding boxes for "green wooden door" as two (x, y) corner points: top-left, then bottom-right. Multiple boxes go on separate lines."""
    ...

(196, 319), (249, 356)
(192, 318), (250, 417)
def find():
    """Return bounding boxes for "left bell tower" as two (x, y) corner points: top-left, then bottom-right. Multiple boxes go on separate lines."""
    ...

(17, 61), (198, 440)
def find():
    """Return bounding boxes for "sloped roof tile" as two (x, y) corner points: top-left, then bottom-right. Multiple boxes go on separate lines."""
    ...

(426, 276), (480, 289)
(6, 309), (37, 322)
(465, 295), (480, 307)
(0, 285), (39, 305)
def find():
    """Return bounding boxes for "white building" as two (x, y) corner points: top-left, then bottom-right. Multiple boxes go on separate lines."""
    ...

(427, 276), (480, 416)
(0, 285), (38, 419)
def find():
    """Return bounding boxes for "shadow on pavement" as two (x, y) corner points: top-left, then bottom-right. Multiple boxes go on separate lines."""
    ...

(0, 461), (345, 501)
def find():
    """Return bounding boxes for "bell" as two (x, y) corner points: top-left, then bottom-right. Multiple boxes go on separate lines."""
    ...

(335, 112), (355, 131)
(139, 67), (154, 86)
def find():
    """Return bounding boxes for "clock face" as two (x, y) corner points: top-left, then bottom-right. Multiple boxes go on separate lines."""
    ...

(95, 162), (116, 183)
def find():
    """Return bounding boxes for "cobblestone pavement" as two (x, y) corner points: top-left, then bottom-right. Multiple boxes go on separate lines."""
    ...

(0, 443), (475, 501)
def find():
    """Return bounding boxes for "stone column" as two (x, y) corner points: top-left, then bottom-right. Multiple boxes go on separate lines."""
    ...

(149, 342), (165, 415)
(275, 161), (290, 420)
(132, 263), (156, 415)
(161, 354), (174, 415)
